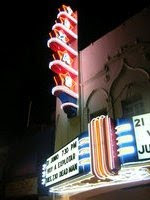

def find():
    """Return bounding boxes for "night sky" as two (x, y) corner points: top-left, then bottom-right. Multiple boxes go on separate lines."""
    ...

(0, 0), (149, 144)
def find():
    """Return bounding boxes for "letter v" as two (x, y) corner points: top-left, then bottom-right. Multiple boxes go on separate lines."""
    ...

(147, 130), (150, 136)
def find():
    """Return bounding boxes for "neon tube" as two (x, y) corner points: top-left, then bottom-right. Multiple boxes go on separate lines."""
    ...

(47, 37), (78, 57)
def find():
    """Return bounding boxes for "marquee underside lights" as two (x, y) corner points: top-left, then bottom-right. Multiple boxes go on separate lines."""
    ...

(48, 5), (78, 118)
(41, 113), (150, 194)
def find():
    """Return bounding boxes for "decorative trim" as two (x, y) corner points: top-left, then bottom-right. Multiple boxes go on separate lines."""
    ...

(124, 60), (150, 80)
(52, 85), (79, 99)
(49, 60), (78, 76)
(61, 102), (79, 109)
(86, 88), (108, 108)
(47, 37), (78, 57)
(52, 23), (77, 39)
(57, 11), (77, 24)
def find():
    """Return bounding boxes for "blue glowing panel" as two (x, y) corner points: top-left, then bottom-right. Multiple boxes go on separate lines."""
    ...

(57, 92), (77, 104)
(115, 118), (138, 165)
(78, 131), (91, 174)
(57, 92), (77, 118)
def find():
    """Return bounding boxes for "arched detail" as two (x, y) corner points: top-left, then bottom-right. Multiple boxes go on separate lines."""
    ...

(82, 88), (109, 127)
(85, 89), (97, 108)
(86, 88), (108, 108)
(109, 59), (124, 96)
(124, 59), (150, 81)
(109, 60), (150, 118)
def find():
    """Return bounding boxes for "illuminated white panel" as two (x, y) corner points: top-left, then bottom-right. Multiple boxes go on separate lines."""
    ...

(47, 38), (78, 57)
(132, 113), (150, 160)
(45, 138), (79, 186)
(61, 102), (79, 110)
(52, 85), (78, 99)
(57, 11), (77, 24)
(49, 60), (78, 76)
(52, 23), (77, 39)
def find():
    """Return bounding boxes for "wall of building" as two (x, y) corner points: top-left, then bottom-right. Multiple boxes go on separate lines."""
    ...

(54, 99), (80, 152)
(80, 7), (150, 132)
(5, 177), (37, 199)
(53, 7), (150, 200)
(55, 7), (150, 150)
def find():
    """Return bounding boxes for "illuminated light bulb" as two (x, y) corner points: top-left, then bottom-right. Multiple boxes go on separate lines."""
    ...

(64, 18), (71, 29)
(62, 52), (71, 65)
(117, 135), (133, 145)
(42, 171), (46, 177)
(64, 76), (72, 88)
(42, 164), (46, 170)
(115, 123), (132, 134)
(118, 146), (135, 156)
(41, 178), (46, 185)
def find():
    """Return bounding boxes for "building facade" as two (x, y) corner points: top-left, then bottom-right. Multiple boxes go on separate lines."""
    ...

(53, 7), (150, 200)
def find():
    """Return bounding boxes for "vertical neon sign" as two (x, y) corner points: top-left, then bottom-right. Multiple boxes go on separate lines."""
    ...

(47, 5), (78, 118)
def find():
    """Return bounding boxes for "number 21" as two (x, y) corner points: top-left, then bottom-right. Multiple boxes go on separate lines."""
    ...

(134, 118), (144, 127)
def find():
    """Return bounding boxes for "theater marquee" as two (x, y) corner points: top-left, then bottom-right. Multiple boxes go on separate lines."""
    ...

(44, 138), (79, 186)
(41, 113), (150, 194)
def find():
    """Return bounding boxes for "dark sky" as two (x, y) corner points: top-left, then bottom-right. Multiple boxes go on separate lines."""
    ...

(0, 0), (149, 144)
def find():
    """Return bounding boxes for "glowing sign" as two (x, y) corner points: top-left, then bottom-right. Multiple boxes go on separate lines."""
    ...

(116, 114), (150, 165)
(89, 116), (119, 179)
(64, 76), (73, 88)
(64, 18), (71, 29)
(116, 118), (138, 165)
(41, 115), (150, 193)
(57, 30), (68, 43)
(133, 113), (150, 160)
(62, 52), (72, 65)
(42, 132), (91, 187)
(65, 6), (73, 15)
(48, 4), (78, 118)
(45, 138), (79, 186)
